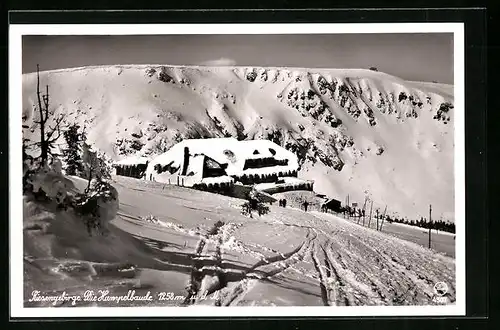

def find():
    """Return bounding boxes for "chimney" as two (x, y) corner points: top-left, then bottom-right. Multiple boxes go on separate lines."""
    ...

(181, 146), (189, 175)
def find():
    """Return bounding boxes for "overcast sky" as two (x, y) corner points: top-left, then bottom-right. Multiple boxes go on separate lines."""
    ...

(23, 33), (454, 84)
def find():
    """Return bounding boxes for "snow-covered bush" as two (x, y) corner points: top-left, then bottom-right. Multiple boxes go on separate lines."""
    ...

(81, 142), (111, 192)
(246, 70), (257, 82)
(433, 102), (453, 124)
(62, 123), (85, 176)
(73, 179), (119, 236)
(23, 138), (37, 194)
(27, 158), (77, 207)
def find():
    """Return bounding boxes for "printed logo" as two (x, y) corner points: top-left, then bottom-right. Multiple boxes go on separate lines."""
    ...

(433, 282), (448, 296)
(432, 282), (449, 304)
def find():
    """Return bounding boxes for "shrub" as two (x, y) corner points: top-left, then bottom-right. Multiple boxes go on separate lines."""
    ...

(81, 143), (111, 192)
(73, 180), (118, 236)
(28, 159), (76, 206)
(62, 123), (84, 176)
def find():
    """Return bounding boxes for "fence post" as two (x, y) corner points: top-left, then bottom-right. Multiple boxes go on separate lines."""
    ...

(344, 196), (347, 218)
(362, 197), (367, 226)
(347, 194), (350, 220)
(356, 203), (361, 225)
(379, 205), (387, 231)
(428, 204), (432, 249)
(368, 201), (373, 228)
(376, 209), (380, 230)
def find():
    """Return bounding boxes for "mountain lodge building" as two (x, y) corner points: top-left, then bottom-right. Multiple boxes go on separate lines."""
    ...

(145, 138), (312, 195)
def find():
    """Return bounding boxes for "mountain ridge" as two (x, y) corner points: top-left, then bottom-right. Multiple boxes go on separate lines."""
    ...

(22, 64), (455, 221)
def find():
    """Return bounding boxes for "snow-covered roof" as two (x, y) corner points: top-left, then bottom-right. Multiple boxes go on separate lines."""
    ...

(254, 177), (312, 191)
(201, 176), (234, 185)
(114, 156), (150, 166)
(147, 138), (298, 177)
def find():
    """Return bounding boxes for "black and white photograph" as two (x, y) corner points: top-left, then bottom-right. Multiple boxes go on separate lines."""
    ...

(10, 23), (465, 317)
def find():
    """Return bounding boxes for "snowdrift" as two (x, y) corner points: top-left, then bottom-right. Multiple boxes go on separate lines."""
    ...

(23, 176), (194, 307)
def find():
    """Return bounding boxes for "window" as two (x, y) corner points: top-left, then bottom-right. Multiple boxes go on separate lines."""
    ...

(205, 157), (222, 169)
(223, 149), (235, 158)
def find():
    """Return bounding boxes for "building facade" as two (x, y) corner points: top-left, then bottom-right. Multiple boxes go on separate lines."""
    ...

(145, 138), (311, 194)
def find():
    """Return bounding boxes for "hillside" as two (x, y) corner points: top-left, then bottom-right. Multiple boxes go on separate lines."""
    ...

(24, 175), (456, 307)
(22, 65), (455, 220)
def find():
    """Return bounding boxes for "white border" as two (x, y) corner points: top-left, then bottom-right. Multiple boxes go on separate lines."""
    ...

(9, 23), (465, 318)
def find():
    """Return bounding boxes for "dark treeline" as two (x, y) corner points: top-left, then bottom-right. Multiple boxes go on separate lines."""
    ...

(342, 204), (455, 234)
(384, 215), (455, 233)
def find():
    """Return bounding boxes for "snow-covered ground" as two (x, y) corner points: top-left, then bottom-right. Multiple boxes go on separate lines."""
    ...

(24, 176), (455, 307)
(317, 212), (455, 258)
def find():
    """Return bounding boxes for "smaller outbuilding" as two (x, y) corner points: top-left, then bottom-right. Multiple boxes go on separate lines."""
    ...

(114, 156), (150, 179)
(322, 198), (343, 213)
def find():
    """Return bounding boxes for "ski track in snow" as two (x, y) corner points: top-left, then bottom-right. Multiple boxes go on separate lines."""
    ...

(123, 177), (454, 306)
(151, 210), (453, 306)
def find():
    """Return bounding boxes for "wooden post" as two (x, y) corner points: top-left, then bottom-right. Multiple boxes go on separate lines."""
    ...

(428, 204), (432, 249)
(344, 195), (348, 218)
(362, 197), (367, 226)
(379, 205), (387, 231)
(376, 209), (380, 230)
(356, 200), (361, 224)
(347, 194), (350, 220)
(368, 201), (373, 228)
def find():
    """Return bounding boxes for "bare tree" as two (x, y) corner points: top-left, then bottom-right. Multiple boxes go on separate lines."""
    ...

(33, 64), (66, 167)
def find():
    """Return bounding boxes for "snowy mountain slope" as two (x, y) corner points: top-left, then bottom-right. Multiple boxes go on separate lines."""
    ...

(22, 65), (455, 220)
(24, 176), (455, 307)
